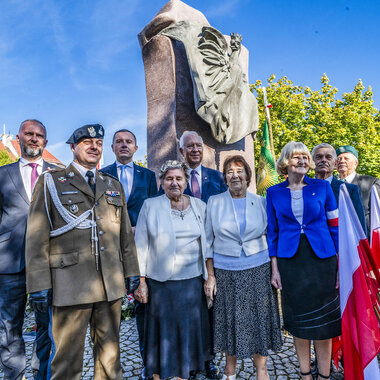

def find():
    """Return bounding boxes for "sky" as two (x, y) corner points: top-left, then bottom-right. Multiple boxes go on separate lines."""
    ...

(0, 0), (379, 165)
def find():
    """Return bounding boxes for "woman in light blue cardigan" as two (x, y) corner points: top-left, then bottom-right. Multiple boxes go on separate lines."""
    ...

(205, 155), (281, 380)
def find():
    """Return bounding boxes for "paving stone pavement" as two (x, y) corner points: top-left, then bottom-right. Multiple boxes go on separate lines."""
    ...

(0, 311), (345, 379)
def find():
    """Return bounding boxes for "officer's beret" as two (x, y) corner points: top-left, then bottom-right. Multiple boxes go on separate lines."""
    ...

(335, 145), (358, 159)
(66, 124), (105, 144)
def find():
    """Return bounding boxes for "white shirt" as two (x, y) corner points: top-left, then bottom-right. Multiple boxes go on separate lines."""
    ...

(72, 162), (96, 182)
(116, 161), (134, 195)
(325, 175), (333, 184)
(190, 164), (202, 194)
(19, 157), (44, 201)
(340, 171), (357, 183)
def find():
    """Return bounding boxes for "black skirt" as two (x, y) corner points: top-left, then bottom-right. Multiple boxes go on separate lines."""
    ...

(277, 234), (341, 340)
(213, 263), (282, 359)
(144, 276), (211, 379)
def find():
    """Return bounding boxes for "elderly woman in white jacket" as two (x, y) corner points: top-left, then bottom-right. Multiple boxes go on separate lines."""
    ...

(134, 160), (211, 380)
(205, 155), (282, 380)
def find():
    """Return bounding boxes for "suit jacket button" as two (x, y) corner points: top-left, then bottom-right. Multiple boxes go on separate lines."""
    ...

(239, 240), (243, 246)
(99, 231), (103, 235)
(97, 216), (101, 220)
(60, 260), (64, 268)
(95, 202), (99, 206)
(100, 246), (105, 251)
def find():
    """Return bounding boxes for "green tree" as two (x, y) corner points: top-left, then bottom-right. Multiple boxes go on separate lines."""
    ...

(135, 155), (147, 168)
(251, 74), (380, 177)
(0, 150), (16, 166)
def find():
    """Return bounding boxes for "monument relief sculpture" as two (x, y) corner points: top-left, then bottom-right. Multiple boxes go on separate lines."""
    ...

(160, 21), (259, 144)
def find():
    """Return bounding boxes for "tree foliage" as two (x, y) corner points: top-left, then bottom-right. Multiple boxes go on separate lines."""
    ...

(251, 74), (380, 177)
(0, 150), (16, 166)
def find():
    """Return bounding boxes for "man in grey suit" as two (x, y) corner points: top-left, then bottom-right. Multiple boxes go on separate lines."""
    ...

(312, 143), (366, 232)
(0, 120), (52, 379)
(336, 145), (380, 237)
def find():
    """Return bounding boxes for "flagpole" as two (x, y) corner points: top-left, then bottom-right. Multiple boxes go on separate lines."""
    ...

(262, 87), (275, 159)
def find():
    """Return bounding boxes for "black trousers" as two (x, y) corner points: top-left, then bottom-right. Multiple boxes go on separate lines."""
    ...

(0, 272), (51, 380)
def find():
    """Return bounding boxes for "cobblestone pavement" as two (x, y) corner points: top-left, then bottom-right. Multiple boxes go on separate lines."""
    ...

(0, 312), (345, 379)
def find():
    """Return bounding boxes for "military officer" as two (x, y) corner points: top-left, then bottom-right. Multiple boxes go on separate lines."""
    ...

(25, 124), (139, 380)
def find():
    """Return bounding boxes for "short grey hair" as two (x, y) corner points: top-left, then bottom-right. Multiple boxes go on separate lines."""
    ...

(158, 160), (190, 182)
(311, 143), (337, 160)
(19, 119), (47, 137)
(179, 131), (204, 149)
(276, 141), (315, 176)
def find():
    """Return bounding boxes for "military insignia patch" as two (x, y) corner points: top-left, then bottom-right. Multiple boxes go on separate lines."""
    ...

(105, 191), (120, 197)
(58, 177), (67, 183)
(88, 126), (96, 137)
(70, 204), (79, 213)
(99, 126), (104, 136)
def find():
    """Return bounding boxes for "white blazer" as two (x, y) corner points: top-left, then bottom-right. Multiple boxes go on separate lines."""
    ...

(206, 190), (268, 258)
(135, 194), (208, 282)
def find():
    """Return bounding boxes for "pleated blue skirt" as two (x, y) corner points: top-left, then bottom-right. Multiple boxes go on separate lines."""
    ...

(144, 276), (211, 379)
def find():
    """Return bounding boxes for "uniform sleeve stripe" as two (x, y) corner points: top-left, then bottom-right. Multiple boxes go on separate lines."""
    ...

(328, 218), (339, 227)
(327, 209), (339, 219)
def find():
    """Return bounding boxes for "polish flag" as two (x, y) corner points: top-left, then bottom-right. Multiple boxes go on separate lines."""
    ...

(371, 186), (380, 269)
(339, 184), (380, 380)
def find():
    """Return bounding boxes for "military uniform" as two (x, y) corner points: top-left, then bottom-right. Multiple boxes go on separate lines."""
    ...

(26, 163), (139, 379)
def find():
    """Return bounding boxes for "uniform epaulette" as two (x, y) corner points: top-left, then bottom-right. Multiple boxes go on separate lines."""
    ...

(100, 171), (119, 181)
(42, 166), (64, 175)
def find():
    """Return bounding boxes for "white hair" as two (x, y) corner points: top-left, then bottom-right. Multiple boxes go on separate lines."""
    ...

(311, 143), (337, 160)
(179, 131), (204, 149)
(276, 141), (315, 175)
(158, 160), (190, 181)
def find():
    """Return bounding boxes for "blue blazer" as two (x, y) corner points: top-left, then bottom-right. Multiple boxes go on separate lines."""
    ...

(0, 160), (54, 273)
(266, 176), (339, 259)
(100, 162), (158, 226)
(184, 165), (227, 203)
(330, 177), (366, 233)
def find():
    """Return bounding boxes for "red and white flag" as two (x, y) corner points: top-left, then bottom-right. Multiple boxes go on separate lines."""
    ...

(371, 186), (380, 269)
(339, 184), (380, 380)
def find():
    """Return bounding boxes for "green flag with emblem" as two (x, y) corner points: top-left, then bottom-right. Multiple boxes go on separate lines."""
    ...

(256, 119), (278, 196)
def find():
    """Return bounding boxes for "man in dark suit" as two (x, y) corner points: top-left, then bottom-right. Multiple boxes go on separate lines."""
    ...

(179, 131), (226, 380)
(312, 143), (366, 232)
(0, 119), (52, 380)
(179, 131), (227, 204)
(336, 145), (380, 237)
(101, 129), (157, 380)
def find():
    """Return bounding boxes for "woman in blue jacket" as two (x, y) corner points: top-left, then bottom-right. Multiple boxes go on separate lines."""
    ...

(267, 142), (340, 380)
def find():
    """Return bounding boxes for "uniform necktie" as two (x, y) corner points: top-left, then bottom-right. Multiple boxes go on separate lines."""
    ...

(120, 165), (130, 201)
(86, 171), (95, 193)
(29, 163), (39, 192)
(191, 169), (201, 199)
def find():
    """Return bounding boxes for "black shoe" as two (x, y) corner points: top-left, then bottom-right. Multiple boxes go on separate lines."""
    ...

(205, 360), (221, 379)
(188, 370), (197, 380)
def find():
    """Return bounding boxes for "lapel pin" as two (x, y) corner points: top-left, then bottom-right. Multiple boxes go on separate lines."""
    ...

(137, 169), (141, 173)
(58, 177), (67, 183)
(312, 193), (315, 196)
